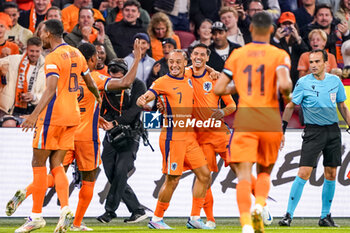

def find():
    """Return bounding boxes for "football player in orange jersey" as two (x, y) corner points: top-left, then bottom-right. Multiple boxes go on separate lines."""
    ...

(15, 19), (101, 233)
(137, 50), (212, 229)
(6, 40), (142, 232)
(214, 12), (292, 233)
(187, 43), (236, 228)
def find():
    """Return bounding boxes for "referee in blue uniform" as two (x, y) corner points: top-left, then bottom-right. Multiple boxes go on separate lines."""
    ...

(278, 49), (350, 227)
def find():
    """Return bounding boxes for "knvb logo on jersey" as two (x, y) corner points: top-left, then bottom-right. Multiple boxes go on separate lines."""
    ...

(143, 111), (162, 129)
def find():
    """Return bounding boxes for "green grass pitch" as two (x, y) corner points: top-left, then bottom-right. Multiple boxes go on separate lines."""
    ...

(1, 217), (350, 232)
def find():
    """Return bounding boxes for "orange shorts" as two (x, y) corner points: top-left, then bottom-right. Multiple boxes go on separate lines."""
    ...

(227, 131), (282, 167)
(160, 136), (207, 176)
(197, 131), (230, 172)
(63, 141), (101, 171)
(33, 124), (77, 150)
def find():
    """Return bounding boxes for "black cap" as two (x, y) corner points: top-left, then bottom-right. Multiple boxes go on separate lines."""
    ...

(212, 21), (227, 31)
(133, 32), (150, 43)
(162, 38), (177, 48)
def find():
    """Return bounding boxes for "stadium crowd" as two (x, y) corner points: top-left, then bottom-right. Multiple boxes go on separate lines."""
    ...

(1, 0), (350, 233)
(1, 0), (350, 123)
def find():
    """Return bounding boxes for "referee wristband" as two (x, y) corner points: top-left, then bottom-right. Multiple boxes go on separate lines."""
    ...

(282, 120), (288, 134)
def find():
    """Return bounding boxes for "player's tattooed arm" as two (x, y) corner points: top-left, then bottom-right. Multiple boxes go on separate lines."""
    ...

(83, 72), (102, 105)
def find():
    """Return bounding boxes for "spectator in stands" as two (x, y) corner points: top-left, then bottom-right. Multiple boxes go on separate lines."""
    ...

(147, 12), (181, 60)
(0, 13), (19, 58)
(222, 0), (281, 21)
(64, 7), (116, 63)
(46, 6), (62, 20)
(107, 0), (147, 58)
(298, 29), (339, 77)
(155, 0), (190, 31)
(189, 0), (221, 29)
(146, 38), (176, 88)
(18, 0), (50, 33)
(207, 21), (240, 72)
(293, 0), (315, 29)
(335, 0), (350, 28)
(61, 0), (105, 33)
(237, 0), (264, 43)
(0, 37), (45, 126)
(318, 0), (341, 14)
(272, 12), (309, 86)
(125, 33), (155, 84)
(300, 4), (350, 63)
(104, 0), (150, 31)
(189, 18), (212, 47)
(95, 42), (109, 76)
(278, 0), (298, 12)
(4, 2), (33, 53)
(219, 6), (245, 46)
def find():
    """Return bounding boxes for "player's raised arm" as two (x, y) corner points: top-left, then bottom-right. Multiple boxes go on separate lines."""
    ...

(106, 39), (142, 90)
(21, 75), (58, 131)
(82, 72), (102, 105)
(213, 72), (236, 96)
(136, 90), (156, 108)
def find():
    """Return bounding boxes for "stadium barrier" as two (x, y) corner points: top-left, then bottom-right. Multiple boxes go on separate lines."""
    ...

(0, 128), (349, 217)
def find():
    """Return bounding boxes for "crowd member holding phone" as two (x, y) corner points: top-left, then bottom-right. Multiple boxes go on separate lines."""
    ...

(272, 11), (308, 86)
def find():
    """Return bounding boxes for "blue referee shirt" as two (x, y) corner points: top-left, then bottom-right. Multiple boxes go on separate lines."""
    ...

(292, 73), (347, 126)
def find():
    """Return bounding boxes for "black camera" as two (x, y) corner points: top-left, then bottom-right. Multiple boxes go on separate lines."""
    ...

(107, 124), (133, 147)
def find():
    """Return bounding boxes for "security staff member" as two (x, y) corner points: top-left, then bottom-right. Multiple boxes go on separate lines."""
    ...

(97, 58), (148, 224)
(279, 49), (350, 227)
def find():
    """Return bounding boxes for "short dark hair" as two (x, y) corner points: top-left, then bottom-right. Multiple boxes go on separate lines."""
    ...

(251, 11), (272, 35)
(314, 4), (333, 17)
(310, 49), (328, 62)
(3, 1), (18, 10)
(93, 40), (104, 46)
(192, 43), (211, 56)
(46, 6), (61, 18)
(79, 7), (94, 18)
(78, 43), (96, 61)
(43, 19), (64, 37)
(27, 37), (42, 47)
(123, 0), (140, 10)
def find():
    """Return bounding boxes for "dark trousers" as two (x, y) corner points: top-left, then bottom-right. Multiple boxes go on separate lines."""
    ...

(101, 137), (144, 214)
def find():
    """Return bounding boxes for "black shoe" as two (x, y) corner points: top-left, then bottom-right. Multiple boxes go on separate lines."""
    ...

(318, 213), (339, 227)
(278, 213), (292, 226)
(124, 212), (148, 223)
(96, 212), (116, 223)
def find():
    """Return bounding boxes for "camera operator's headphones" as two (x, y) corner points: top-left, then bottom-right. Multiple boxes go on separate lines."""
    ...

(107, 59), (128, 75)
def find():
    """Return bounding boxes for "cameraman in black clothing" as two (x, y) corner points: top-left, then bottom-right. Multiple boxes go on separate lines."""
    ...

(97, 58), (148, 224)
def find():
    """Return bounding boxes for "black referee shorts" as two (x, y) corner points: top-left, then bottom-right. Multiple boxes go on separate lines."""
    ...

(300, 123), (342, 168)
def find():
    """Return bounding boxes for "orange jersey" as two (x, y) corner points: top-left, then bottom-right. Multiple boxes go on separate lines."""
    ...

(186, 67), (235, 139)
(61, 4), (105, 33)
(96, 65), (109, 76)
(149, 73), (194, 140)
(223, 42), (291, 132)
(38, 43), (89, 126)
(0, 41), (19, 57)
(75, 71), (110, 142)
